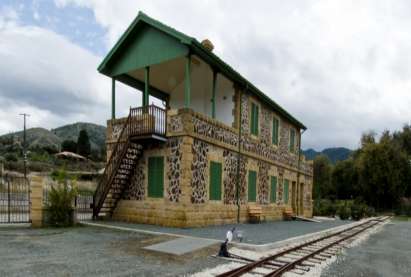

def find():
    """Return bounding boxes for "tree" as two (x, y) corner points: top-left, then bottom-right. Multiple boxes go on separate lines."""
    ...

(355, 140), (411, 210)
(313, 155), (333, 199)
(77, 130), (91, 157)
(332, 159), (358, 200)
(61, 140), (77, 153)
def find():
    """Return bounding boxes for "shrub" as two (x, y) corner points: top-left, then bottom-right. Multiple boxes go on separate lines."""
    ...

(364, 206), (376, 217)
(45, 169), (78, 227)
(398, 198), (411, 217)
(351, 202), (366, 220)
(45, 183), (77, 227)
(5, 153), (18, 162)
(337, 201), (351, 220)
(313, 199), (337, 217)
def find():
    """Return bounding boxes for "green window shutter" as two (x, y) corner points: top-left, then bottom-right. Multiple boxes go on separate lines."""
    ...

(209, 161), (222, 200)
(289, 129), (295, 152)
(272, 118), (279, 145)
(270, 176), (277, 203)
(250, 103), (259, 136)
(248, 170), (257, 202)
(255, 105), (259, 136)
(284, 179), (289, 204)
(148, 156), (164, 198)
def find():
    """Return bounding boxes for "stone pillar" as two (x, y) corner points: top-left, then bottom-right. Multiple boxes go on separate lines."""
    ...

(30, 176), (44, 228)
(180, 136), (194, 204)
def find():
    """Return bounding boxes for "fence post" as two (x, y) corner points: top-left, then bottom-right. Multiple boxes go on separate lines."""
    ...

(30, 176), (44, 227)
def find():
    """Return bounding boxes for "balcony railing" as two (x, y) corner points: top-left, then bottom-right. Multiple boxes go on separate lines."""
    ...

(128, 105), (166, 140)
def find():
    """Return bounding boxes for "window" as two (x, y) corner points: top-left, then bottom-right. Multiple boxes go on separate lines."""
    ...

(209, 161), (222, 200)
(248, 170), (257, 202)
(250, 102), (259, 136)
(270, 176), (277, 203)
(272, 117), (279, 145)
(289, 128), (296, 152)
(148, 156), (164, 198)
(284, 179), (289, 204)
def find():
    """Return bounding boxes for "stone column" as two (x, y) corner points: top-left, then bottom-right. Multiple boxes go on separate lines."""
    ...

(30, 176), (44, 228)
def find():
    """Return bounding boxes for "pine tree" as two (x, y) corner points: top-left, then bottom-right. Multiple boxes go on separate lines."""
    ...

(77, 130), (91, 157)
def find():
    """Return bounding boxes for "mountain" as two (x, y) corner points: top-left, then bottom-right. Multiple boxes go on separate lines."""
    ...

(0, 122), (106, 153)
(303, 147), (352, 164)
(52, 122), (106, 151)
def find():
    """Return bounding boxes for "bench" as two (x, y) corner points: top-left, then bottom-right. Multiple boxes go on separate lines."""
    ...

(248, 205), (263, 223)
(283, 208), (295, 221)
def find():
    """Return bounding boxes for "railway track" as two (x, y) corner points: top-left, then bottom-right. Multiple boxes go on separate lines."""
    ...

(217, 216), (390, 277)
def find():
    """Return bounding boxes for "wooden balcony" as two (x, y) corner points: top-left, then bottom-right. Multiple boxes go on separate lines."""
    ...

(128, 105), (167, 143)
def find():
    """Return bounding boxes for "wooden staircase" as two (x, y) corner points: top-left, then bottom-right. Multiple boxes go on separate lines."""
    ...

(93, 105), (166, 219)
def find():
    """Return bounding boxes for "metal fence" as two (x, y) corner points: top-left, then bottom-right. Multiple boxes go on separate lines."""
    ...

(0, 175), (30, 224)
(43, 181), (93, 222)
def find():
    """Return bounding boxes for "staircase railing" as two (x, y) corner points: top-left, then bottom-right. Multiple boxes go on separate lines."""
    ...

(93, 110), (132, 218)
(93, 105), (167, 218)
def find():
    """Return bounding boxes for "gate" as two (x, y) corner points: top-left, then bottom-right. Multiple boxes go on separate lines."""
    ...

(0, 175), (30, 223)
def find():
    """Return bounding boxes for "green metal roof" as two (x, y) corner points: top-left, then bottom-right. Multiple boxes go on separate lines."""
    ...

(98, 11), (307, 130)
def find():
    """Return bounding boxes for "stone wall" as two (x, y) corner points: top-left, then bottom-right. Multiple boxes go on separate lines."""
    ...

(110, 101), (313, 227)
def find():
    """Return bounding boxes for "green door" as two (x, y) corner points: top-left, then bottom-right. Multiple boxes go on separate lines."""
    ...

(270, 176), (277, 203)
(209, 161), (222, 200)
(248, 170), (257, 202)
(148, 156), (164, 198)
(284, 179), (289, 204)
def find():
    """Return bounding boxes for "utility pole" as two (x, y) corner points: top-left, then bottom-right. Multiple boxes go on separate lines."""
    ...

(19, 113), (30, 179)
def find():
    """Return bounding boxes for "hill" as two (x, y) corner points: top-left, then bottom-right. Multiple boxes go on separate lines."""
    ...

(0, 122), (106, 153)
(303, 147), (352, 164)
(52, 122), (106, 152)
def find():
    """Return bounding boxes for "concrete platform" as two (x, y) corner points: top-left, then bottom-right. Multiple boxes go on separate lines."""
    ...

(82, 218), (350, 245)
(144, 237), (217, 255)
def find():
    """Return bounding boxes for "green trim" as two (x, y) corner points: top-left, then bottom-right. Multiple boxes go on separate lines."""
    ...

(248, 170), (257, 202)
(284, 179), (289, 204)
(184, 55), (191, 108)
(211, 70), (217, 118)
(148, 156), (164, 198)
(250, 102), (259, 136)
(98, 11), (306, 130)
(289, 128), (296, 152)
(143, 66), (150, 106)
(115, 74), (168, 101)
(209, 161), (222, 200)
(111, 78), (116, 119)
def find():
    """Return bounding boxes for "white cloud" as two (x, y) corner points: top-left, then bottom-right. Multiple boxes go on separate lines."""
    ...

(52, 0), (411, 150)
(0, 0), (407, 151)
(0, 13), (140, 135)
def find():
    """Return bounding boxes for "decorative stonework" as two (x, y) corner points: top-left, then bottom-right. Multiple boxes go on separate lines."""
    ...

(112, 124), (123, 140)
(192, 116), (238, 148)
(258, 161), (270, 204)
(168, 115), (183, 133)
(167, 138), (182, 202)
(260, 107), (272, 145)
(223, 150), (237, 204)
(240, 93), (249, 135)
(124, 158), (145, 200)
(191, 139), (209, 203)
(222, 150), (248, 204)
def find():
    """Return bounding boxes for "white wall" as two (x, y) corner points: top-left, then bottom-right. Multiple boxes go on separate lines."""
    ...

(168, 56), (235, 126)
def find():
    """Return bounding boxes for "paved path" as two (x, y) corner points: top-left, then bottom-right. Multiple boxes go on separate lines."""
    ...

(85, 219), (350, 245)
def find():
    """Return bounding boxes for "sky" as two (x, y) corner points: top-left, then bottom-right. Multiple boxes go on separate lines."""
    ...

(1, 0), (411, 151)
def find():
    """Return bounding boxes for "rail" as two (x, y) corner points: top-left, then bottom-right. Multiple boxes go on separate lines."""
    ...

(93, 105), (166, 218)
(218, 216), (389, 277)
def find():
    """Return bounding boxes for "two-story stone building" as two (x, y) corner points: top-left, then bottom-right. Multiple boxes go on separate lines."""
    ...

(93, 12), (313, 227)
